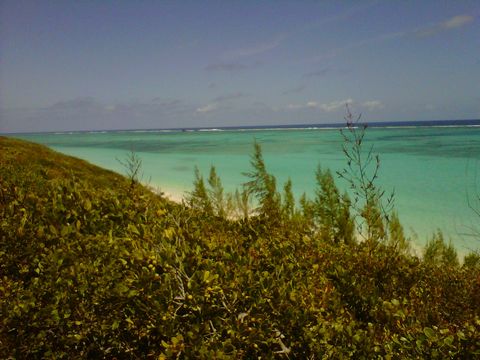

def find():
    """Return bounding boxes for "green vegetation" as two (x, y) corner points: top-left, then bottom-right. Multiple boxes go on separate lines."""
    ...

(1, 133), (479, 359)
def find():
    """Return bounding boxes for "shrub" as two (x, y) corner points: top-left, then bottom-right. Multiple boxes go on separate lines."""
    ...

(1, 133), (479, 358)
(424, 230), (459, 267)
(314, 166), (354, 244)
(243, 141), (282, 223)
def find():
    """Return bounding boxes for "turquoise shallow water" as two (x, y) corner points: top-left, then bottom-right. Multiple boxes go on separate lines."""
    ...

(13, 126), (480, 254)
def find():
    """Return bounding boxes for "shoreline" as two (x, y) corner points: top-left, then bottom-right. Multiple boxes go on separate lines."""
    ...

(145, 181), (472, 259)
(148, 183), (186, 204)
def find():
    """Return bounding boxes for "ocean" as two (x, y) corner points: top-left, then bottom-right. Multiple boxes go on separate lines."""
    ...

(10, 119), (480, 255)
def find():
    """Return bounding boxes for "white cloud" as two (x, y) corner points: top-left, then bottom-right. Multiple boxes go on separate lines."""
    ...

(287, 103), (303, 110)
(196, 103), (217, 113)
(443, 15), (474, 29)
(414, 14), (475, 37)
(362, 100), (384, 111)
(286, 98), (354, 112)
(319, 98), (354, 112)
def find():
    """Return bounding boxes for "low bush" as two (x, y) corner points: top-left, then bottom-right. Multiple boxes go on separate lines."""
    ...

(1, 136), (479, 358)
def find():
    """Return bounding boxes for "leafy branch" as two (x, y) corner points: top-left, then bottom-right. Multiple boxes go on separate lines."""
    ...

(336, 105), (394, 243)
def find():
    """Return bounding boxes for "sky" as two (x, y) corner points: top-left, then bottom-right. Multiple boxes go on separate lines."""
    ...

(1, 0), (479, 133)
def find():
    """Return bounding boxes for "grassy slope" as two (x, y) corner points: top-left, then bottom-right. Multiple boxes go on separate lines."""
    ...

(1, 136), (479, 358)
(0, 136), (130, 188)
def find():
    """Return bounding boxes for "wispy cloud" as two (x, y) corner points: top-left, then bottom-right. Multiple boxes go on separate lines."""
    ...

(444, 15), (475, 28)
(196, 103), (217, 113)
(308, 31), (404, 62)
(303, 68), (331, 78)
(414, 15), (475, 37)
(362, 100), (384, 111)
(195, 93), (247, 115)
(318, 99), (354, 112)
(223, 36), (284, 60)
(50, 97), (103, 110)
(213, 92), (247, 103)
(205, 63), (248, 72)
(286, 103), (304, 110)
(297, 1), (381, 34)
(286, 98), (354, 112)
(219, 2), (376, 65)
(308, 14), (475, 63)
(282, 85), (306, 95)
(151, 98), (182, 107)
(286, 98), (383, 112)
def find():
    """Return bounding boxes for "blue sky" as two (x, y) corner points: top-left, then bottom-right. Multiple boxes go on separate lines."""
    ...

(1, 0), (479, 132)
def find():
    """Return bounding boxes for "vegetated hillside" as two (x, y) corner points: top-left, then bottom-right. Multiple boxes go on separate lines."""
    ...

(1, 135), (479, 359)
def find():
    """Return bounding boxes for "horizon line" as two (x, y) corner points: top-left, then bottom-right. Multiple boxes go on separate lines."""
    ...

(2, 118), (480, 136)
